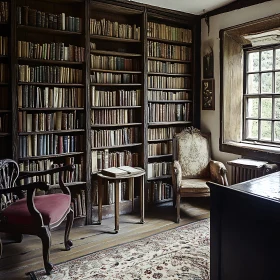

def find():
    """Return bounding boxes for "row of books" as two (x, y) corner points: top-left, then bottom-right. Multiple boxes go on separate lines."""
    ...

(147, 162), (172, 179)
(0, 2), (8, 23)
(90, 18), (140, 40)
(90, 54), (140, 71)
(18, 111), (84, 132)
(148, 103), (191, 122)
(0, 113), (8, 132)
(91, 149), (139, 172)
(91, 87), (141, 107)
(18, 41), (85, 62)
(19, 134), (83, 158)
(147, 22), (192, 43)
(148, 141), (172, 156)
(148, 127), (184, 141)
(90, 72), (139, 84)
(71, 190), (87, 217)
(0, 63), (8, 82)
(17, 6), (82, 32)
(148, 90), (190, 101)
(18, 65), (83, 83)
(91, 109), (136, 125)
(106, 181), (129, 204)
(148, 41), (191, 61)
(148, 60), (190, 74)
(91, 127), (139, 147)
(147, 181), (173, 202)
(0, 36), (8, 55)
(0, 87), (8, 109)
(18, 158), (83, 185)
(18, 86), (84, 109)
(148, 76), (191, 89)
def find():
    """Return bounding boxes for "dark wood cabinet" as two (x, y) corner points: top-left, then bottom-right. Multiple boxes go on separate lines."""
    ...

(208, 172), (280, 280)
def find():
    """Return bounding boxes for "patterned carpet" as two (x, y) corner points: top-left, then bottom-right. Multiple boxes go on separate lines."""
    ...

(30, 218), (210, 280)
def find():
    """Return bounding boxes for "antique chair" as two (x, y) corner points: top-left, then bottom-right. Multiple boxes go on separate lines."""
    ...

(0, 159), (74, 275)
(172, 127), (228, 223)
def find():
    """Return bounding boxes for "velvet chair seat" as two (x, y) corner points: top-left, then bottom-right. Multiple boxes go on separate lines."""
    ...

(2, 194), (71, 226)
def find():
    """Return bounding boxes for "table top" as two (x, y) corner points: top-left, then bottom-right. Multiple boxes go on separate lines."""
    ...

(214, 171), (280, 203)
(97, 167), (145, 180)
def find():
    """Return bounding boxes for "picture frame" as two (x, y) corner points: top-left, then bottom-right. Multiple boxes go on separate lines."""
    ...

(203, 48), (214, 79)
(202, 78), (215, 110)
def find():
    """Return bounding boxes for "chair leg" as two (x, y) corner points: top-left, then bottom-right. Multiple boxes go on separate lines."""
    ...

(0, 237), (2, 258)
(39, 226), (53, 275)
(176, 193), (181, 223)
(64, 208), (74, 251)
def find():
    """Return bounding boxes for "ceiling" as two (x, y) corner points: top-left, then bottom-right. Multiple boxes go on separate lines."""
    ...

(132, 0), (236, 15)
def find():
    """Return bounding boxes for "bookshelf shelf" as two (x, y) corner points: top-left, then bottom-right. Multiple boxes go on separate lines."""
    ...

(19, 152), (84, 161)
(148, 121), (192, 126)
(147, 36), (192, 46)
(18, 82), (84, 87)
(0, 110), (11, 113)
(148, 154), (173, 159)
(19, 107), (84, 111)
(91, 83), (142, 86)
(148, 72), (191, 77)
(147, 175), (172, 181)
(92, 143), (142, 150)
(0, 133), (10, 137)
(17, 25), (82, 36)
(148, 138), (173, 143)
(91, 123), (142, 128)
(18, 58), (84, 65)
(148, 57), (191, 63)
(148, 88), (192, 91)
(0, 55), (8, 59)
(19, 129), (85, 135)
(90, 34), (140, 43)
(91, 106), (141, 109)
(91, 50), (142, 57)
(148, 100), (192, 103)
(90, 69), (142, 74)
(0, 82), (8, 86)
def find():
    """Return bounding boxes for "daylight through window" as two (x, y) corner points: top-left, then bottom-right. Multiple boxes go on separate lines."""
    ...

(244, 46), (280, 145)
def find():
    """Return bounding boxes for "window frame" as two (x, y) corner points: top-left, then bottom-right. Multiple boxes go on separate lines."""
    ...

(243, 44), (280, 146)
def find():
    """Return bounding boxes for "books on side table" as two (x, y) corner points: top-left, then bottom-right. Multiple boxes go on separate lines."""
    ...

(101, 166), (143, 177)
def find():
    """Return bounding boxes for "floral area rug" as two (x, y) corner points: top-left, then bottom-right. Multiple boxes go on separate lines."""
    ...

(29, 219), (210, 280)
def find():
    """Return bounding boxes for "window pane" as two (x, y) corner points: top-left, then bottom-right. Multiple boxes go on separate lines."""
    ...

(261, 73), (272, 93)
(248, 52), (259, 72)
(260, 120), (271, 141)
(247, 74), (259, 94)
(276, 72), (280, 93)
(261, 50), (273, 71)
(275, 98), (280, 119)
(275, 49), (280, 70)
(261, 98), (272, 118)
(274, 121), (280, 142)
(246, 120), (258, 139)
(247, 98), (259, 118)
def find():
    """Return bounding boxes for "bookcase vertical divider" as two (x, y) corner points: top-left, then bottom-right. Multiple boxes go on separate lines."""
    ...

(84, 0), (92, 225)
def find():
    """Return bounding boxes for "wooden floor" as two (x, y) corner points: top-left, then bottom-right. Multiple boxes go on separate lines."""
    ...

(0, 198), (210, 280)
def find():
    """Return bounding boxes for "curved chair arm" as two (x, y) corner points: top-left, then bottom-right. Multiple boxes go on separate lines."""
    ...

(210, 160), (228, 186)
(172, 160), (182, 191)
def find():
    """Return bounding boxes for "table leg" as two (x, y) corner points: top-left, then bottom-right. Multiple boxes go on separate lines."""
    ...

(115, 179), (120, 233)
(140, 175), (145, 224)
(97, 177), (103, 224)
(129, 177), (135, 212)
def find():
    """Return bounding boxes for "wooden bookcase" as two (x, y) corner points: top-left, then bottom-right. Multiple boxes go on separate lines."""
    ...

(2, 0), (200, 224)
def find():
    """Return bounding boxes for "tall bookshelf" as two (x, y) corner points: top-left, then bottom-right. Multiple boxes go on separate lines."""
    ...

(13, 0), (90, 225)
(144, 10), (198, 204)
(2, 0), (200, 224)
(89, 1), (145, 217)
(0, 1), (11, 158)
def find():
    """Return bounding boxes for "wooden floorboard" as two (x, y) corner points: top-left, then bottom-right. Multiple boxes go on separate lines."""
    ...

(0, 198), (210, 279)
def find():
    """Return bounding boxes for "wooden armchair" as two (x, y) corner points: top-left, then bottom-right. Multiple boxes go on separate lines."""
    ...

(172, 127), (228, 223)
(0, 159), (74, 275)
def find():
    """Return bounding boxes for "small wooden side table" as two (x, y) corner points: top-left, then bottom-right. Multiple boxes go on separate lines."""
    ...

(97, 168), (145, 233)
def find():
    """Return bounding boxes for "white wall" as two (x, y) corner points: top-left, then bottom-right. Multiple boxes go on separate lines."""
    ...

(201, 0), (280, 180)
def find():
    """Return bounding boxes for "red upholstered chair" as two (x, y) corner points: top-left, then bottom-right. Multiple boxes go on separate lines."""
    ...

(0, 159), (74, 275)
